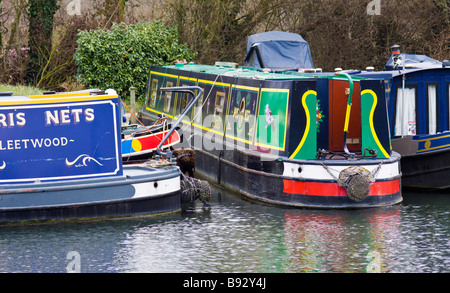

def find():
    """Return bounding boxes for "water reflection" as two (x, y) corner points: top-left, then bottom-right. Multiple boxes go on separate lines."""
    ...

(111, 188), (449, 273)
(0, 187), (448, 273)
(113, 203), (289, 273)
(283, 208), (401, 272)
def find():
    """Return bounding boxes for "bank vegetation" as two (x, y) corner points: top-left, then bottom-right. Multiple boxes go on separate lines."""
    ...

(0, 0), (448, 101)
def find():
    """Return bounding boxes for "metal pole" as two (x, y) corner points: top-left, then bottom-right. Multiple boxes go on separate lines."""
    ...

(129, 86), (136, 124)
(156, 86), (203, 157)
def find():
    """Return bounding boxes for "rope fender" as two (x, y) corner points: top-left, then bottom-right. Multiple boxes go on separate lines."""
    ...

(321, 163), (382, 202)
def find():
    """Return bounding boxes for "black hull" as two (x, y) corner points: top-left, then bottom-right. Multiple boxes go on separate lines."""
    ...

(0, 190), (181, 225)
(401, 149), (450, 190)
(195, 148), (402, 209)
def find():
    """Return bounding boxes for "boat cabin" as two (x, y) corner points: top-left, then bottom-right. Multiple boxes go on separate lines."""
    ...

(140, 64), (392, 161)
(355, 67), (450, 139)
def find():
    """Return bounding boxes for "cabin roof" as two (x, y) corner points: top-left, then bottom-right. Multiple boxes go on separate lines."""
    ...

(352, 66), (450, 80)
(0, 95), (31, 102)
(165, 64), (366, 81)
(384, 53), (442, 70)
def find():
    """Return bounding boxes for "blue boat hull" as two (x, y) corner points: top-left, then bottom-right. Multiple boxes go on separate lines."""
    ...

(0, 165), (182, 224)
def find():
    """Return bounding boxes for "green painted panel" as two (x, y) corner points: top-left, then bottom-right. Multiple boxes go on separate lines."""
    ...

(361, 89), (389, 158)
(289, 90), (317, 160)
(255, 89), (289, 151)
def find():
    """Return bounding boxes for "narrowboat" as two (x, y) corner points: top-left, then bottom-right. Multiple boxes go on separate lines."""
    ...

(121, 119), (181, 160)
(137, 62), (402, 209)
(0, 89), (183, 224)
(352, 46), (450, 189)
(246, 32), (450, 190)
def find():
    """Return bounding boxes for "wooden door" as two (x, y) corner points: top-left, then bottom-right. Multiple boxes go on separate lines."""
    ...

(328, 79), (361, 152)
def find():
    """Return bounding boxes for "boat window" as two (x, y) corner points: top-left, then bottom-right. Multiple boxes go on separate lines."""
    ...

(427, 84), (438, 134)
(193, 92), (204, 123)
(149, 79), (158, 108)
(164, 82), (173, 112)
(213, 92), (225, 129)
(178, 83), (190, 113)
(394, 86), (416, 136)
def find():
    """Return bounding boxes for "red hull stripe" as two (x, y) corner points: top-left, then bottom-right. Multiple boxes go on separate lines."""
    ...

(139, 131), (180, 149)
(283, 179), (400, 197)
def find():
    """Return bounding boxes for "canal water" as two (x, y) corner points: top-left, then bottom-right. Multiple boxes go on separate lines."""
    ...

(0, 184), (448, 273)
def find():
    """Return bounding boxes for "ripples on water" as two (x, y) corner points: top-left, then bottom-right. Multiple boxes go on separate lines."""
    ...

(0, 186), (448, 273)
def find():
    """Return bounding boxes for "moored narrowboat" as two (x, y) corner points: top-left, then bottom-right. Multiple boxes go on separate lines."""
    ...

(121, 118), (181, 160)
(245, 31), (450, 191)
(352, 46), (450, 189)
(138, 63), (402, 208)
(0, 89), (183, 224)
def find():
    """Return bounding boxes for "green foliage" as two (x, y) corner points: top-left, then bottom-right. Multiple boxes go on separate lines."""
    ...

(75, 21), (197, 100)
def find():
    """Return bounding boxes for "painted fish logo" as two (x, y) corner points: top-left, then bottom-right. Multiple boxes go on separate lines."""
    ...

(65, 154), (103, 167)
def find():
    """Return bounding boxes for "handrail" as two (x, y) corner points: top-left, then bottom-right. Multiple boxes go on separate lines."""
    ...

(156, 86), (203, 157)
(335, 72), (355, 158)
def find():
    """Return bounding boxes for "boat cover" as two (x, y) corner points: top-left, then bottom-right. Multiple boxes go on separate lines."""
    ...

(245, 31), (314, 70)
(384, 53), (442, 70)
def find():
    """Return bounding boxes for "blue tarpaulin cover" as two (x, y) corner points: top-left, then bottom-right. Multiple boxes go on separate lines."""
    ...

(384, 53), (442, 70)
(245, 31), (314, 70)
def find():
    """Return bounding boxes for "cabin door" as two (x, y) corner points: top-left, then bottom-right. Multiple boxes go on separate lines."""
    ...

(328, 79), (361, 152)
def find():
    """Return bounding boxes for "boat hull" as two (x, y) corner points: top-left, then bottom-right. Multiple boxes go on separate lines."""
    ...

(0, 165), (182, 224)
(392, 134), (450, 189)
(400, 150), (450, 190)
(195, 148), (402, 209)
(122, 127), (181, 159)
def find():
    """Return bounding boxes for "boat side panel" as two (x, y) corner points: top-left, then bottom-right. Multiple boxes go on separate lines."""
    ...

(360, 79), (392, 157)
(0, 172), (180, 208)
(0, 166), (182, 222)
(0, 98), (123, 183)
(0, 191), (181, 223)
(225, 77), (261, 147)
(288, 80), (317, 159)
(144, 65), (301, 157)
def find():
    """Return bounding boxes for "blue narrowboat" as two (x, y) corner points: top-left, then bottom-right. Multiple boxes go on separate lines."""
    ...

(0, 89), (183, 224)
(352, 46), (450, 189)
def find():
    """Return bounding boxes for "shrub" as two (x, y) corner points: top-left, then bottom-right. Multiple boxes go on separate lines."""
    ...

(75, 21), (197, 101)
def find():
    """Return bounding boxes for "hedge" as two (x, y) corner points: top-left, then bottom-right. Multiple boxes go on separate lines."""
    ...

(75, 21), (197, 100)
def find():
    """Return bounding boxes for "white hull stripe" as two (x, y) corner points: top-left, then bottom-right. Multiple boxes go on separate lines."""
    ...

(132, 177), (180, 198)
(283, 161), (400, 181)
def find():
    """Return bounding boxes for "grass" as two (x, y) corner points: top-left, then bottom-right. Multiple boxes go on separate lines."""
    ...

(0, 84), (44, 96)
